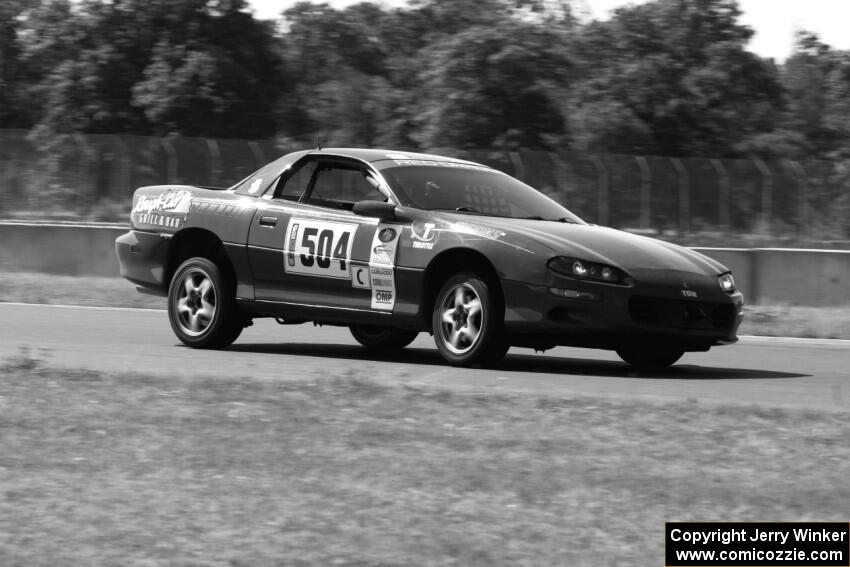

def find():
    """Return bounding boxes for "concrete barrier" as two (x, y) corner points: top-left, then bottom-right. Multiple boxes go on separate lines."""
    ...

(753, 248), (850, 307)
(693, 247), (850, 306)
(0, 222), (847, 305)
(0, 221), (126, 278)
(692, 248), (754, 302)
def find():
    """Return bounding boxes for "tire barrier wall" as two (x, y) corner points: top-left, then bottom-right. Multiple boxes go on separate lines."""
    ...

(0, 222), (847, 306)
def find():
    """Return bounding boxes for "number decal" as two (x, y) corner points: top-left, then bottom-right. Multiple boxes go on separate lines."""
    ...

(333, 232), (350, 271)
(300, 227), (318, 267)
(285, 219), (357, 279)
(316, 230), (332, 269)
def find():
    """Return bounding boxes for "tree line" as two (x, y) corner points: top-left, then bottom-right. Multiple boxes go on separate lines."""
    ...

(2, 0), (850, 164)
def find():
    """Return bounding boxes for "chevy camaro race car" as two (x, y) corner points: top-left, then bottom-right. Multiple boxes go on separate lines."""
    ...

(116, 148), (743, 369)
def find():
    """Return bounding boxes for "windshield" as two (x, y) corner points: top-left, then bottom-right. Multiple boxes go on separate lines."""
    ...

(380, 165), (584, 223)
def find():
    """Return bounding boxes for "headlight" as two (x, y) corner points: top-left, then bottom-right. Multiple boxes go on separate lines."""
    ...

(547, 257), (627, 284)
(718, 272), (735, 293)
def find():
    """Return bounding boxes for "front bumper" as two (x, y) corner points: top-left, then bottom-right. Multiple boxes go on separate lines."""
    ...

(115, 230), (170, 295)
(502, 278), (744, 352)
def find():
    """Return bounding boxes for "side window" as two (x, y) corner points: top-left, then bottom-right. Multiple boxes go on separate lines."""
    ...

(274, 160), (318, 201)
(306, 166), (384, 210)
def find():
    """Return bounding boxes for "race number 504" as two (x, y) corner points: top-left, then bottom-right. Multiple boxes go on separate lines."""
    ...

(285, 219), (357, 279)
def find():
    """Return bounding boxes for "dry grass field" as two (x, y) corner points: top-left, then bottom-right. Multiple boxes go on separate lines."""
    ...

(1, 350), (848, 565)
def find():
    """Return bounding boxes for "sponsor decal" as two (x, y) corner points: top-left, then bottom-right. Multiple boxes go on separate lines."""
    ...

(284, 218), (357, 279)
(386, 153), (410, 160)
(351, 266), (370, 289)
(407, 221), (437, 250)
(248, 178), (264, 194)
(369, 223), (400, 310)
(191, 201), (238, 217)
(374, 289), (394, 307)
(392, 159), (490, 171)
(369, 267), (394, 288)
(135, 214), (183, 228)
(378, 228), (397, 243)
(452, 221), (506, 240)
(287, 222), (299, 267)
(411, 222), (436, 242)
(372, 244), (394, 262)
(132, 189), (192, 228)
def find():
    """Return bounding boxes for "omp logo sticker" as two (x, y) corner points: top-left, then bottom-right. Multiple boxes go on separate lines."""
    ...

(374, 290), (393, 306)
(369, 224), (400, 310)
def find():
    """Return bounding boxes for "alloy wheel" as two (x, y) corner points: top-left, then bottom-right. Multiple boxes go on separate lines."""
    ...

(174, 268), (217, 336)
(438, 282), (484, 354)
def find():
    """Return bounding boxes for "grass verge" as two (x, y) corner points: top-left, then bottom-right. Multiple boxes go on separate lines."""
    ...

(1, 271), (848, 338)
(742, 304), (850, 339)
(0, 271), (164, 309)
(1, 350), (848, 566)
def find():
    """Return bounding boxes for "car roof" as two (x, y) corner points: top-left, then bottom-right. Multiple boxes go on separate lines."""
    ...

(305, 148), (492, 169)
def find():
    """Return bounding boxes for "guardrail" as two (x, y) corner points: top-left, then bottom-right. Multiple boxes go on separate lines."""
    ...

(1, 222), (848, 306)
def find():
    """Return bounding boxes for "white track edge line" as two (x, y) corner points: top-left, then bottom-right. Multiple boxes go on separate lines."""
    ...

(738, 335), (850, 345)
(0, 301), (164, 313)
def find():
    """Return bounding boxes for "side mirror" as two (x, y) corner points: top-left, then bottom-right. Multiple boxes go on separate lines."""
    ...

(353, 200), (397, 221)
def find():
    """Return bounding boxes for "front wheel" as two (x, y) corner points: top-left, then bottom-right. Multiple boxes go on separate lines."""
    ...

(349, 325), (418, 350)
(616, 345), (684, 370)
(168, 257), (244, 349)
(432, 272), (508, 367)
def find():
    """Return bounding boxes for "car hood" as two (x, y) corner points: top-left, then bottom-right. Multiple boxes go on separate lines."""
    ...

(438, 214), (728, 275)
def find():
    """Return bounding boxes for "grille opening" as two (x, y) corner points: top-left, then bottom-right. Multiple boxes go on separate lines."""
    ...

(629, 297), (735, 331)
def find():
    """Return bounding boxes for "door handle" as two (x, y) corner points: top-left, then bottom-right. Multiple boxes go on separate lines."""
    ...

(259, 216), (278, 227)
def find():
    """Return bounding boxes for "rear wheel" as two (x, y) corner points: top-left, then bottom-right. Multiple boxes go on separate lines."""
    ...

(616, 345), (684, 369)
(349, 325), (418, 350)
(168, 257), (244, 348)
(432, 272), (508, 367)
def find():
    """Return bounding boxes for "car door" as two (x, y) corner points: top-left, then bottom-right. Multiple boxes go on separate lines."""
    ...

(247, 156), (400, 313)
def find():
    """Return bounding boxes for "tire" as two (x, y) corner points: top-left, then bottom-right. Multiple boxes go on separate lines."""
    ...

(616, 345), (684, 370)
(432, 272), (509, 367)
(350, 325), (418, 350)
(168, 257), (245, 349)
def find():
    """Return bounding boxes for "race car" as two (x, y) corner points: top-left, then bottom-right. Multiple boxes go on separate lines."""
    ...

(116, 148), (743, 369)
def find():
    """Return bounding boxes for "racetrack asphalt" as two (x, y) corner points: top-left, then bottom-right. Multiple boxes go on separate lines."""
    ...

(1, 302), (848, 411)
